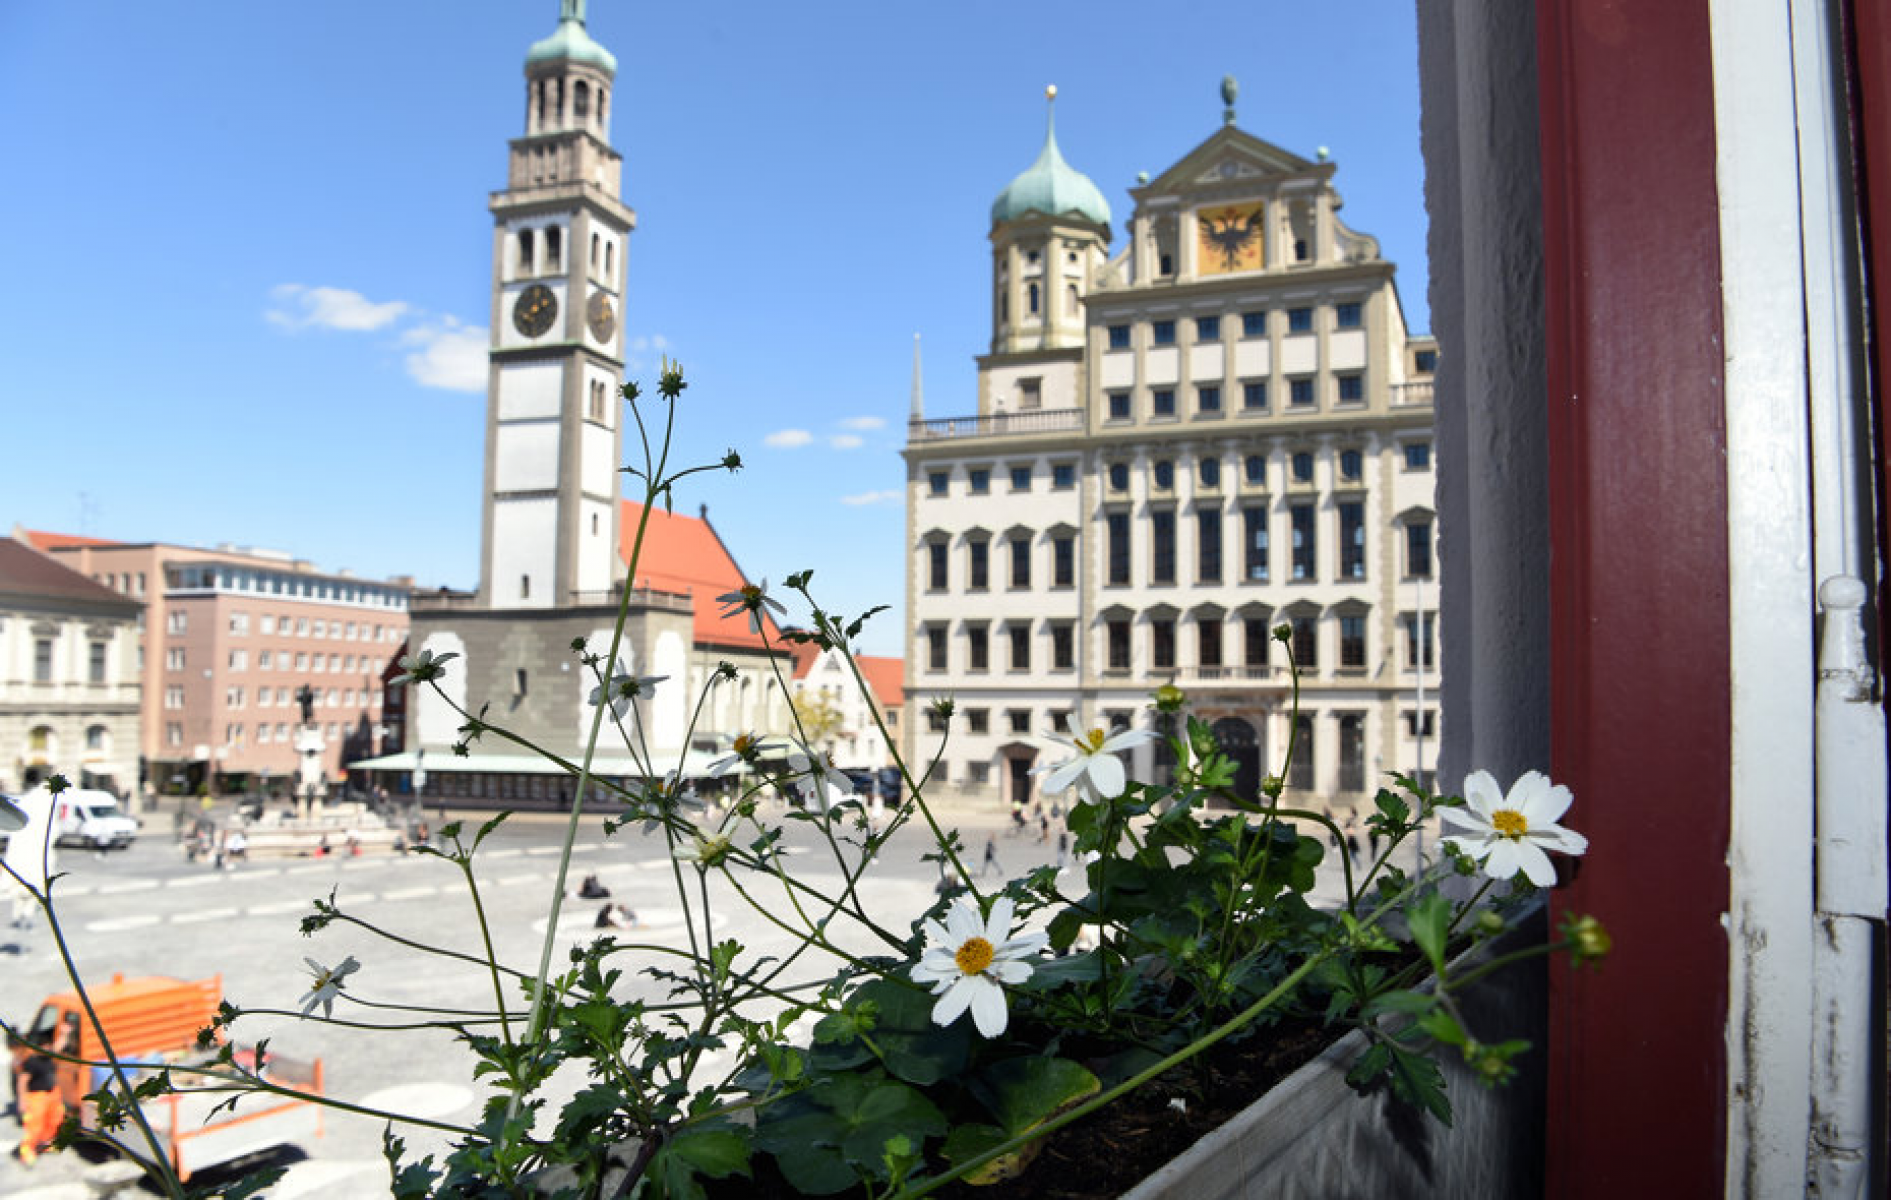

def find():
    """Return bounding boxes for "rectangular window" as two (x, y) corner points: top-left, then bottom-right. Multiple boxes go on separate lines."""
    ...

(1198, 509), (1222, 582)
(1242, 381), (1268, 411)
(1199, 619), (1223, 669)
(968, 468), (990, 494)
(967, 625), (989, 672)
(1404, 441), (1432, 470)
(1292, 617), (1319, 669)
(1009, 625), (1031, 671)
(165, 685), (184, 709)
(1339, 502), (1366, 579)
(1010, 465), (1032, 491)
(928, 471), (948, 496)
(1197, 385), (1222, 414)
(1108, 391), (1131, 420)
(1244, 454), (1266, 486)
(1151, 510), (1176, 584)
(1196, 315), (1221, 342)
(1244, 507), (1270, 581)
(927, 626), (947, 672)
(1051, 463), (1076, 489)
(927, 708), (948, 733)
(1052, 535), (1075, 587)
(1337, 373), (1365, 403)
(928, 542), (948, 590)
(1052, 623), (1075, 670)
(1339, 714), (1366, 791)
(1406, 520), (1434, 578)
(1151, 319), (1176, 346)
(1108, 620), (1131, 670)
(967, 708), (990, 735)
(1288, 307), (1314, 333)
(1152, 619), (1176, 670)
(1289, 377), (1315, 407)
(1245, 617), (1270, 667)
(1415, 348), (1438, 372)
(1152, 389), (1176, 417)
(1405, 614), (1437, 669)
(1107, 513), (1131, 585)
(968, 540), (989, 590)
(1405, 709), (1438, 738)
(1340, 615), (1367, 667)
(1241, 310), (1267, 337)
(1291, 504), (1316, 579)
(260, 614), (275, 635)
(166, 609), (187, 634)
(259, 649), (273, 670)
(1108, 324), (1131, 350)
(88, 640), (107, 684)
(166, 647), (185, 671)
(1336, 302), (1363, 329)
(1008, 709), (1033, 734)
(1009, 536), (1031, 588)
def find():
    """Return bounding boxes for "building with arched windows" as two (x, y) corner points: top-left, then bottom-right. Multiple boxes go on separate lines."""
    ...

(902, 85), (1439, 810)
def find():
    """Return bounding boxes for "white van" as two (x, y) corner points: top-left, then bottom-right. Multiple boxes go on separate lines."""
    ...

(52, 789), (139, 851)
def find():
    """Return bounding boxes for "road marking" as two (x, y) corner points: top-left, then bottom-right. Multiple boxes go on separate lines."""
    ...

(249, 900), (310, 916)
(284, 863), (339, 875)
(96, 879), (160, 894)
(377, 886), (436, 902)
(88, 914), (161, 933)
(483, 849), (522, 860)
(166, 873), (226, 888)
(523, 846), (563, 856)
(494, 873), (539, 887)
(173, 906), (239, 925)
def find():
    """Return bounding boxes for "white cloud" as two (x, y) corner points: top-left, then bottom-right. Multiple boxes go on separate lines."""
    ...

(765, 429), (813, 449)
(401, 318), (488, 393)
(625, 333), (674, 371)
(828, 434), (864, 450)
(837, 415), (886, 431)
(840, 489), (901, 507)
(266, 284), (409, 332)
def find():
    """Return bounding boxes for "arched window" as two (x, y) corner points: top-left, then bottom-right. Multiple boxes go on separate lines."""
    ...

(1028, 282), (1040, 315)
(536, 79), (548, 125)
(590, 232), (600, 268)
(521, 574), (531, 600)
(604, 241), (614, 281)
(517, 229), (535, 276)
(545, 226), (562, 271)
(574, 80), (590, 118)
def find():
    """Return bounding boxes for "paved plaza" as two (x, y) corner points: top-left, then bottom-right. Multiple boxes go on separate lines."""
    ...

(1, 798), (1386, 1198)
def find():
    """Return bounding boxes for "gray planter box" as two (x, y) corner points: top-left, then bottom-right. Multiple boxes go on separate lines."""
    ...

(1122, 908), (1548, 1200)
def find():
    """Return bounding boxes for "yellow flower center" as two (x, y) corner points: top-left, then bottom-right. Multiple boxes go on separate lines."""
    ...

(1491, 809), (1529, 840)
(733, 734), (756, 754)
(954, 937), (995, 975)
(740, 585), (762, 604)
(1075, 728), (1108, 754)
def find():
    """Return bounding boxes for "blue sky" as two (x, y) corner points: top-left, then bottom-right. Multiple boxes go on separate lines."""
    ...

(0, 2), (1425, 656)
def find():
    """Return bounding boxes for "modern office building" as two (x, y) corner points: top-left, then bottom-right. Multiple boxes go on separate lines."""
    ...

(902, 85), (1439, 809)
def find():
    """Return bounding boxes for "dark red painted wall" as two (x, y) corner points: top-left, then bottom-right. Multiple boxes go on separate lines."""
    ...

(1536, 2), (1731, 1195)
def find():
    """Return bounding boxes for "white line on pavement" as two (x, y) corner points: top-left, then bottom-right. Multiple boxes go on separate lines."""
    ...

(377, 886), (437, 902)
(494, 873), (539, 887)
(173, 907), (240, 925)
(95, 879), (160, 894)
(249, 900), (310, 916)
(483, 849), (522, 860)
(523, 846), (562, 856)
(87, 915), (161, 933)
(166, 873), (226, 888)
(284, 863), (339, 875)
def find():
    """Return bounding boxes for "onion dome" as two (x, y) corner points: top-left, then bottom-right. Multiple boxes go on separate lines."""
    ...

(990, 87), (1110, 228)
(526, 0), (617, 75)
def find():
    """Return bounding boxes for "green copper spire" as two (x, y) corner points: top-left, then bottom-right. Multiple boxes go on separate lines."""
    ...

(527, 0), (617, 74)
(990, 85), (1111, 228)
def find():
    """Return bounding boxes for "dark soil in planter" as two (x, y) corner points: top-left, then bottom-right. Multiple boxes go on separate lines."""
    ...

(708, 1015), (1335, 1200)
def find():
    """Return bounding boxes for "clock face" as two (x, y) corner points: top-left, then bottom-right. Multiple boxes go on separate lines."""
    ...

(1197, 201), (1267, 275)
(586, 290), (617, 342)
(512, 283), (558, 338)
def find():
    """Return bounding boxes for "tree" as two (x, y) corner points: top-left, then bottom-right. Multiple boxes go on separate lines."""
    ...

(791, 690), (845, 750)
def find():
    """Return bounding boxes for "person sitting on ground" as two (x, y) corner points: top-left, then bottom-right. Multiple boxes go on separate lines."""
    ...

(578, 873), (611, 900)
(594, 902), (619, 929)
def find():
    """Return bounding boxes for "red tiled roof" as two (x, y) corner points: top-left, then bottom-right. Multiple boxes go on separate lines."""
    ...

(619, 501), (784, 652)
(0, 538), (140, 609)
(784, 640), (821, 680)
(857, 655), (904, 710)
(21, 529), (122, 551)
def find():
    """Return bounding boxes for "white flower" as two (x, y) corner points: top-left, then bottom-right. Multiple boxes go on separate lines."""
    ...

(786, 742), (853, 811)
(390, 648), (459, 688)
(588, 666), (668, 719)
(708, 733), (761, 776)
(911, 895), (1046, 1038)
(298, 956), (360, 1018)
(675, 831), (732, 868)
(1439, 770), (1588, 887)
(714, 579), (788, 634)
(0, 793), (25, 833)
(1031, 714), (1157, 804)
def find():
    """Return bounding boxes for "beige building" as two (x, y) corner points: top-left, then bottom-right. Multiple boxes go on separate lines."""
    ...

(0, 537), (141, 796)
(22, 532), (409, 791)
(902, 86), (1439, 809)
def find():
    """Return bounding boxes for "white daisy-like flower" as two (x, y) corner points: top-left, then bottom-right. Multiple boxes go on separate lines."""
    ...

(707, 733), (761, 776)
(1031, 714), (1157, 804)
(785, 742), (853, 811)
(675, 831), (732, 869)
(588, 665), (668, 720)
(389, 648), (459, 688)
(911, 895), (1047, 1038)
(1439, 770), (1588, 887)
(714, 580), (788, 634)
(298, 955), (360, 1019)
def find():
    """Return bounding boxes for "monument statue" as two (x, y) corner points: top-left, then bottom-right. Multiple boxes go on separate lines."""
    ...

(296, 684), (315, 725)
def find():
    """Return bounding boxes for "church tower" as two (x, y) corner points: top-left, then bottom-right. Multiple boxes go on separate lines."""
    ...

(978, 88), (1111, 415)
(480, 0), (635, 609)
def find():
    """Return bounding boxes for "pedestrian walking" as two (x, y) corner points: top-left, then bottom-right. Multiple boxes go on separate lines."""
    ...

(1039, 814), (1050, 844)
(1055, 830), (1069, 868)
(16, 1053), (63, 1165)
(981, 834), (1002, 878)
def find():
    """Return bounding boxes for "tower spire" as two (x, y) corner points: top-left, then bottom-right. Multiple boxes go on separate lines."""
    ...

(561, 0), (587, 23)
(910, 333), (925, 421)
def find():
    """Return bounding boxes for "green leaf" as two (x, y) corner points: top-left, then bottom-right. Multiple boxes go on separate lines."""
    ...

(668, 1126), (750, 1180)
(1361, 989), (1436, 1020)
(1387, 1043), (1454, 1126)
(942, 1123), (1027, 1185)
(473, 810), (511, 848)
(1416, 1008), (1467, 1047)
(1407, 892), (1451, 974)
(971, 1056), (1101, 1135)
